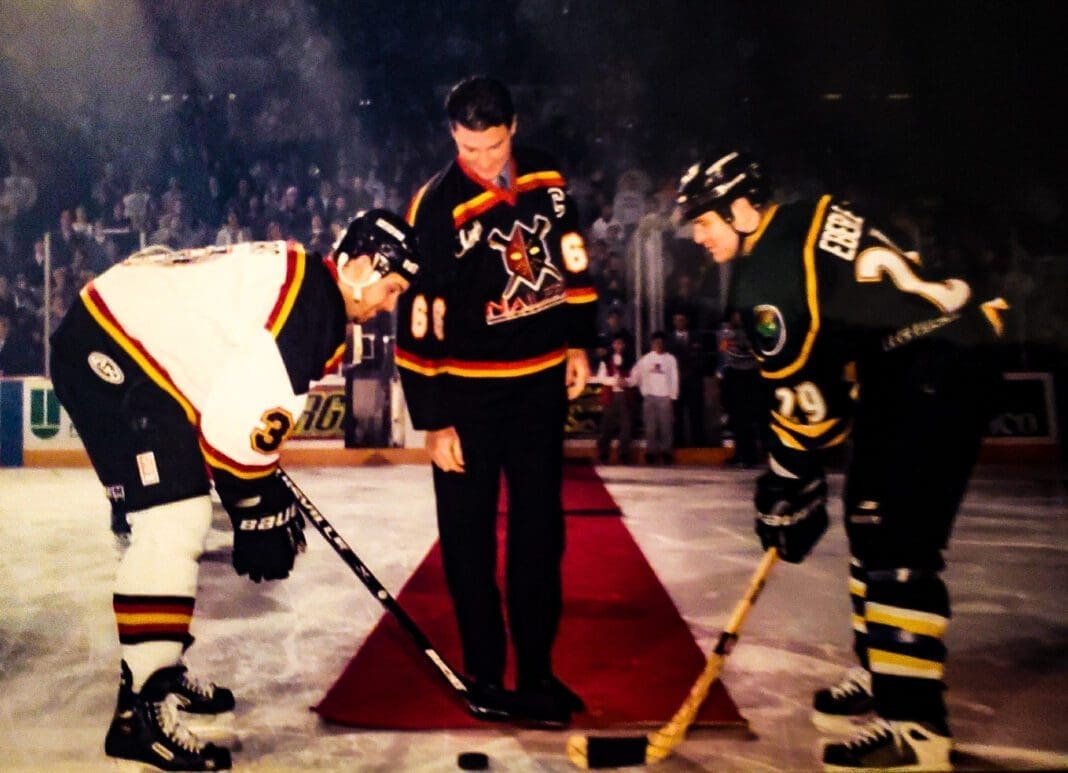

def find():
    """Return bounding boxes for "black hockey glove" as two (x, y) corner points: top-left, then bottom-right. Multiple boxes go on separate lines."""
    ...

(223, 474), (306, 582)
(754, 469), (828, 563)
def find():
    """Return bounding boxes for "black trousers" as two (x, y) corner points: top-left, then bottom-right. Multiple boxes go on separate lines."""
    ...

(432, 369), (567, 686)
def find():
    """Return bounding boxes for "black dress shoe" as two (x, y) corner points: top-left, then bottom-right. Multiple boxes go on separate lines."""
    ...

(466, 680), (571, 727)
(518, 674), (586, 714)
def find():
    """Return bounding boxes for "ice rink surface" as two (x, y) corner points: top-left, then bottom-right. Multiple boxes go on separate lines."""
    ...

(2, 460), (1066, 772)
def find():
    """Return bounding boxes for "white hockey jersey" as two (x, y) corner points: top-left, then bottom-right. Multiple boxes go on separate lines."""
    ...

(79, 241), (347, 484)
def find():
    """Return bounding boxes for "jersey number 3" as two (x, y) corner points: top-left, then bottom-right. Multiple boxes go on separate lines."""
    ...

(251, 408), (294, 453)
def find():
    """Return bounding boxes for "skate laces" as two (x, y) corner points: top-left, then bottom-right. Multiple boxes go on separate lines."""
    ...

(829, 667), (872, 700)
(178, 669), (216, 700)
(155, 693), (205, 753)
(843, 718), (896, 751)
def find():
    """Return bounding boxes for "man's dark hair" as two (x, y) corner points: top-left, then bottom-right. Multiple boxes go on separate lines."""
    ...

(650, 331), (666, 343)
(445, 76), (515, 131)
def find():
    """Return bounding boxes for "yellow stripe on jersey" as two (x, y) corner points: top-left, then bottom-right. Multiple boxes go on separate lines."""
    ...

(869, 649), (944, 680)
(770, 423), (806, 450)
(866, 602), (948, 639)
(851, 613), (868, 634)
(742, 204), (779, 255)
(267, 243), (306, 337)
(770, 410), (841, 438)
(452, 190), (498, 224)
(565, 288), (598, 304)
(761, 195), (832, 380)
(406, 180), (432, 225)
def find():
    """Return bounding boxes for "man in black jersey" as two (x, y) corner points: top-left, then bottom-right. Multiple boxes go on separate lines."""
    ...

(678, 151), (1009, 771)
(396, 76), (598, 725)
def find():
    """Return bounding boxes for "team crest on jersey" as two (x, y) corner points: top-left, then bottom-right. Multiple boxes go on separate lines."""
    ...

(485, 215), (565, 325)
(753, 305), (786, 356)
(88, 351), (125, 384)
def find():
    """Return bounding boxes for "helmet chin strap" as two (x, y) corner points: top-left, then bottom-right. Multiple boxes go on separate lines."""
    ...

(336, 252), (384, 302)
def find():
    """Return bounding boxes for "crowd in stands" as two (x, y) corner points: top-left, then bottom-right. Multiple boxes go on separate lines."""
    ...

(1, 75), (1065, 455)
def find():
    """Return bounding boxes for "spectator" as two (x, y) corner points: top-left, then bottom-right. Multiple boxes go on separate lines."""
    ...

(102, 200), (132, 232)
(716, 309), (763, 467)
(668, 311), (706, 447)
(631, 331), (679, 464)
(51, 209), (81, 268)
(215, 209), (250, 247)
(598, 306), (634, 353)
(589, 202), (623, 246)
(306, 213), (333, 255)
(0, 303), (40, 376)
(72, 205), (94, 237)
(349, 174), (374, 211)
(592, 332), (636, 463)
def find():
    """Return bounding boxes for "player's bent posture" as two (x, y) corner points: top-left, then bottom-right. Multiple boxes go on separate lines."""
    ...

(678, 152), (1009, 772)
(50, 210), (420, 771)
(395, 76), (598, 725)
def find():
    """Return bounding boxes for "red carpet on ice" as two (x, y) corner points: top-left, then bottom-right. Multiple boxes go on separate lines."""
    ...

(313, 463), (743, 730)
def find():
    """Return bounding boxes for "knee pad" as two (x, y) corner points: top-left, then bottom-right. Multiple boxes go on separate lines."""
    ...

(118, 496), (212, 598)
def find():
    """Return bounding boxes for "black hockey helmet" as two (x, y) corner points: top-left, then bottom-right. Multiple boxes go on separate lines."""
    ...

(676, 150), (770, 222)
(333, 209), (421, 284)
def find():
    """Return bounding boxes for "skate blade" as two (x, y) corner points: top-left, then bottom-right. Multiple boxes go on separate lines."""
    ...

(181, 709), (237, 742)
(811, 710), (875, 735)
(110, 760), (162, 772)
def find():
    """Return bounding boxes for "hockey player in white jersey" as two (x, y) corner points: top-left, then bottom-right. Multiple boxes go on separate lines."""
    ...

(49, 209), (421, 771)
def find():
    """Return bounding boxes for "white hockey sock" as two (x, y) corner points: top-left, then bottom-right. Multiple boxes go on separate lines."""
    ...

(115, 496), (212, 692)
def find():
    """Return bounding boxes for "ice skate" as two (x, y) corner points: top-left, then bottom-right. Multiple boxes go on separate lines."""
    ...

(170, 660), (236, 741)
(104, 662), (232, 771)
(812, 666), (875, 733)
(822, 717), (952, 771)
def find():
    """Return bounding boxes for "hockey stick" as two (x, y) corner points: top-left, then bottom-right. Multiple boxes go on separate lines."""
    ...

(566, 547), (780, 769)
(277, 467), (555, 723)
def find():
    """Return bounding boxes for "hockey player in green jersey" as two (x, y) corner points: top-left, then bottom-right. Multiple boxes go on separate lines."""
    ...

(678, 151), (1009, 771)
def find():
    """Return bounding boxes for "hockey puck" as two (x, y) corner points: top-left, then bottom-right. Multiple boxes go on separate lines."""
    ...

(457, 751), (489, 770)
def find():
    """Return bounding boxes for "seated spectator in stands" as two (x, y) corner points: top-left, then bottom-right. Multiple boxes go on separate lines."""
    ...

(315, 179), (336, 223)
(72, 205), (94, 237)
(332, 194), (351, 224)
(215, 209), (250, 247)
(11, 271), (42, 318)
(277, 185), (308, 237)
(349, 174), (374, 211)
(598, 306), (634, 354)
(51, 209), (82, 268)
(265, 220), (286, 241)
(595, 250), (628, 311)
(0, 303), (41, 376)
(590, 202), (623, 247)
(665, 271), (702, 330)
(122, 179), (154, 232)
(246, 195), (268, 240)
(225, 177), (254, 222)
(161, 176), (185, 216)
(307, 213), (333, 255)
(102, 200), (132, 232)
(150, 213), (182, 248)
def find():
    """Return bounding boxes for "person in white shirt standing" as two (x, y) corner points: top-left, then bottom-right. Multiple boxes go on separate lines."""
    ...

(631, 331), (679, 464)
